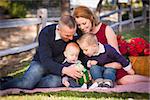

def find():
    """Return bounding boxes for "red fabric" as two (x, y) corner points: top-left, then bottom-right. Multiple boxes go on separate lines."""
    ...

(95, 23), (128, 80)
(96, 23), (107, 44)
(116, 69), (128, 80)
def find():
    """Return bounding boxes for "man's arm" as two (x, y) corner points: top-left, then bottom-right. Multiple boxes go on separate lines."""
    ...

(38, 26), (64, 75)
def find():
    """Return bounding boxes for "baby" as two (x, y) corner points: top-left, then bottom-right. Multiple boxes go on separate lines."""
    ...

(77, 33), (134, 89)
(62, 42), (89, 88)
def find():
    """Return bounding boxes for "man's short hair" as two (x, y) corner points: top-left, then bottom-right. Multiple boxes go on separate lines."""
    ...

(59, 15), (76, 29)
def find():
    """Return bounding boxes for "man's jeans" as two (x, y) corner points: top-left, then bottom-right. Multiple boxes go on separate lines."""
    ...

(1, 61), (62, 90)
(90, 65), (116, 81)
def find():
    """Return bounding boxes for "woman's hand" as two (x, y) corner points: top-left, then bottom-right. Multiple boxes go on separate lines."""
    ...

(127, 68), (135, 75)
(104, 62), (122, 69)
(87, 60), (98, 68)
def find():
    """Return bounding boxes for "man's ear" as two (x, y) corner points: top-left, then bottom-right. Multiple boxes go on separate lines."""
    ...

(57, 25), (61, 32)
(64, 51), (67, 57)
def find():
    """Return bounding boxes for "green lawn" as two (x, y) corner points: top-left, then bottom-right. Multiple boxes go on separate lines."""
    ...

(1, 91), (149, 100)
(119, 24), (149, 42)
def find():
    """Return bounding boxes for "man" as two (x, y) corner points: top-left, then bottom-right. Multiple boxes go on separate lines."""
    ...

(1, 15), (83, 90)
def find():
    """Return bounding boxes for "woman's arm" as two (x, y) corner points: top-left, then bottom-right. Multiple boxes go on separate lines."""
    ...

(104, 62), (122, 69)
(105, 26), (120, 53)
(105, 25), (122, 69)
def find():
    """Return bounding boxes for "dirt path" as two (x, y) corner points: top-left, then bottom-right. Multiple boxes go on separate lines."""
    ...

(0, 25), (37, 50)
(0, 25), (37, 77)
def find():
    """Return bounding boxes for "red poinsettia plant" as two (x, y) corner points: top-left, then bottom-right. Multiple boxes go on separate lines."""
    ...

(117, 35), (150, 56)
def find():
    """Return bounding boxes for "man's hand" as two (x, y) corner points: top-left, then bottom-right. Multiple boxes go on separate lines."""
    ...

(62, 64), (83, 79)
(87, 60), (98, 68)
(104, 62), (122, 69)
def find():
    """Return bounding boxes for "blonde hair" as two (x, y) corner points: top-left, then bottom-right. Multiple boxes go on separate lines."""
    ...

(73, 6), (99, 29)
(65, 42), (80, 52)
(77, 33), (98, 46)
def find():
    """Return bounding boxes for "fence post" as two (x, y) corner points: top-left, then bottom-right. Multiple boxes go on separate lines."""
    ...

(35, 8), (47, 41)
(129, 5), (135, 29)
(142, 4), (146, 24)
(118, 4), (122, 32)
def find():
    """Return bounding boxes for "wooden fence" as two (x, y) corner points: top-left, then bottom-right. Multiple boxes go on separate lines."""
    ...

(0, 5), (149, 57)
(0, 9), (59, 57)
(100, 5), (149, 31)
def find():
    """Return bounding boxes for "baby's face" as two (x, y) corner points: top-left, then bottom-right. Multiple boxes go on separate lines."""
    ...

(65, 47), (80, 63)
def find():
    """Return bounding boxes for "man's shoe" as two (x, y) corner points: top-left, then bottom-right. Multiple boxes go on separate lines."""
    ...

(0, 76), (13, 83)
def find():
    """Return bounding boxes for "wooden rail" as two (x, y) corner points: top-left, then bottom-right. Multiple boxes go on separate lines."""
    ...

(0, 18), (41, 28)
(0, 42), (38, 57)
(0, 9), (47, 57)
(0, 5), (149, 57)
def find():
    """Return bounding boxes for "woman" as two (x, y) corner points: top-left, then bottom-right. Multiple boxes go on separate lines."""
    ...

(73, 6), (149, 85)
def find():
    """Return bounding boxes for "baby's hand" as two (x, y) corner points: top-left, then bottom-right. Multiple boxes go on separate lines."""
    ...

(62, 77), (70, 87)
(88, 71), (92, 80)
(127, 68), (135, 75)
(87, 60), (98, 68)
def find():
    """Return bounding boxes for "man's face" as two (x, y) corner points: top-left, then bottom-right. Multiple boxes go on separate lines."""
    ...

(58, 25), (76, 42)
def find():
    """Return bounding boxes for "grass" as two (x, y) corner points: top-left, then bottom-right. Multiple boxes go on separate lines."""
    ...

(1, 91), (149, 100)
(7, 62), (29, 78)
(1, 23), (150, 100)
(119, 24), (149, 42)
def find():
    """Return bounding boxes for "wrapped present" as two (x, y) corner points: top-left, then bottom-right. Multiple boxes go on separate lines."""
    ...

(78, 68), (89, 85)
(75, 61), (90, 85)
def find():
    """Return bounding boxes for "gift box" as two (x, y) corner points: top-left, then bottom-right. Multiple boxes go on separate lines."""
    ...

(77, 68), (90, 85)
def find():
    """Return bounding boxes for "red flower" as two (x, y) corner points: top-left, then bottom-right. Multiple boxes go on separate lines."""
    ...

(117, 36), (149, 56)
(127, 43), (139, 56)
(129, 38), (147, 54)
(117, 35), (128, 55)
(144, 48), (150, 55)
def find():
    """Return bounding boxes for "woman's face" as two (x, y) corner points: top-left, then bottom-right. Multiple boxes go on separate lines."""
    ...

(75, 17), (92, 34)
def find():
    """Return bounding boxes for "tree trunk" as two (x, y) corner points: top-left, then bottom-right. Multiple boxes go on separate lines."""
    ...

(61, 0), (70, 16)
(95, 0), (103, 17)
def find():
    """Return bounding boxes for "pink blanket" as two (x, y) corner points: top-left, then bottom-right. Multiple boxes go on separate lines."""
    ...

(0, 82), (149, 96)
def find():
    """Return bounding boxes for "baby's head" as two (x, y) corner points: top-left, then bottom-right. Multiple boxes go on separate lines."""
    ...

(77, 33), (99, 57)
(64, 42), (80, 63)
